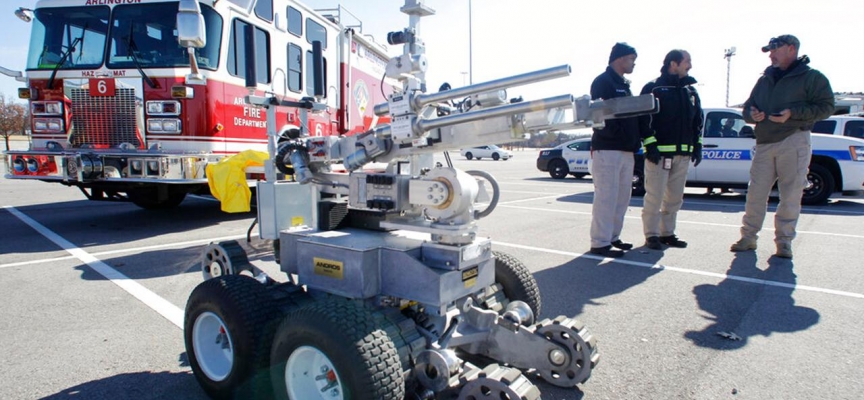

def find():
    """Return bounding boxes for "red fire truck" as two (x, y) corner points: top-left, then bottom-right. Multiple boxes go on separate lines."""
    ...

(2, 0), (395, 209)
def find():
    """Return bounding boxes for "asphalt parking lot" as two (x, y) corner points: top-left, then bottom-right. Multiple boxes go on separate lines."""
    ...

(2, 148), (863, 399)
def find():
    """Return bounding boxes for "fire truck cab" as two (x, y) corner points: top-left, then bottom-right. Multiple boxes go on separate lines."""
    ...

(2, 0), (395, 209)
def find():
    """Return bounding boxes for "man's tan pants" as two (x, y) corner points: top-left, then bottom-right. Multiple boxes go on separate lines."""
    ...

(642, 155), (690, 238)
(741, 130), (812, 246)
(590, 150), (635, 248)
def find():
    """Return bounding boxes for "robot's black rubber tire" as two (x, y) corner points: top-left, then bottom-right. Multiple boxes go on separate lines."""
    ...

(270, 298), (405, 400)
(493, 251), (542, 318)
(184, 275), (276, 400)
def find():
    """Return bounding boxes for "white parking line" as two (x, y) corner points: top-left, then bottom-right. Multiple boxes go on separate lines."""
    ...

(496, 180), (864, 215)
(4, 206), (184, 328)
(500, 204), (864, 240)
(493, 240), (864, 300)
(0, 233), (254, 270)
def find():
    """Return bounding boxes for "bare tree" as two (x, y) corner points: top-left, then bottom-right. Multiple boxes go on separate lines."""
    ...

(0, 94), (28, 151)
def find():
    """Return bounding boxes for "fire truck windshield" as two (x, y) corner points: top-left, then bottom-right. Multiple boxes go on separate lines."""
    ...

(26, 6), (109, 70)
(107, 2), (222, 70)
(25, 2), (222, 72)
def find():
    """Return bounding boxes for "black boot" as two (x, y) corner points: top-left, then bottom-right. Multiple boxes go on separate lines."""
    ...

(589, 245), (625, 258)
(611, 240), (633, 250)
(660, 235), (688, 248)
(645, 236), (664, 250)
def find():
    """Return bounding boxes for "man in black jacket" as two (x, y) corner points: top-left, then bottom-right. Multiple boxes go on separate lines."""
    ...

(639, 49), (703, 250)
(588, 42), (640, 258)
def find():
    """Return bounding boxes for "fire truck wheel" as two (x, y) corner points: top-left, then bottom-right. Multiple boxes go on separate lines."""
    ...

(270, 298), (405, 400)
(492, 251), (542, 318)
(127, 187), (187, 209)
(184, 275), (277, 400)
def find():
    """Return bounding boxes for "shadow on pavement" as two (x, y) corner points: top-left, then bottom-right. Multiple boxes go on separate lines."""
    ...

(684, 253), (819, 350)
(41, 370), (206, 400)
(553, 191), (864, 216)
(531, 248), (665, 320)
(73, 239), (276, 280)
(0, 197), (253, 255)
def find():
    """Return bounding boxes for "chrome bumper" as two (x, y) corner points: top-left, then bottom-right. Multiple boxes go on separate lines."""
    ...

(4, 150), (218, 184)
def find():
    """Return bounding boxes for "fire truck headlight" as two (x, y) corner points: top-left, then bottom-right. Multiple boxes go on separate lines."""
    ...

(148, 119), (163, 132)
(46, 102), (63, 115)
(32, 101), (63, 116)
(146, 101), (181, 116)
(33, 118), (63, 132)
(148, 118), (181, 134)
(162, 119), (180, 132)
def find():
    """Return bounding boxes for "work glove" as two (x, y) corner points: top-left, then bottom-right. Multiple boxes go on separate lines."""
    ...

(645, 144), (661, 165)
(691, 143), (703, 167)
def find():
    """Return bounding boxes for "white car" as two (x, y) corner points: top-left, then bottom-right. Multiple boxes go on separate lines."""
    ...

(460, 145), (513, 161)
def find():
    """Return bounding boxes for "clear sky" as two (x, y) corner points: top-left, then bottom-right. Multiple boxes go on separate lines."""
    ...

(2, 0), (861, 109)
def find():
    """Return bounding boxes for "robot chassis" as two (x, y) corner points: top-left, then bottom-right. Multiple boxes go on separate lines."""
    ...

(184, 1), (657, 399)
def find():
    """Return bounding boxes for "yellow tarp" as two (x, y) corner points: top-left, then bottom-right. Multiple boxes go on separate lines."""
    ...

(206, 150), (269, 213)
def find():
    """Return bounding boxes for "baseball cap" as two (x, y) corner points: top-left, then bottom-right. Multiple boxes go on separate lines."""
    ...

(761, 35), (799, 52)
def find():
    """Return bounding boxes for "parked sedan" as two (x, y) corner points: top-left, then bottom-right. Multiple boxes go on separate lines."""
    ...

(460, 145), (513, 161)
(536, 138), (592, 179)
(538, 138), (646, 195)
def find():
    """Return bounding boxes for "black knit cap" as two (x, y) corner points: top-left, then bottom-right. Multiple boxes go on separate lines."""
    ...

(609, 42), (637, 64)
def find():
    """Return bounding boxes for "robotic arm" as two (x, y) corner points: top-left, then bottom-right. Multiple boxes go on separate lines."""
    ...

(250, 0), (657, 245)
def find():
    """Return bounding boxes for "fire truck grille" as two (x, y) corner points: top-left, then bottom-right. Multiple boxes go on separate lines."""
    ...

(69, 88), (141, 148)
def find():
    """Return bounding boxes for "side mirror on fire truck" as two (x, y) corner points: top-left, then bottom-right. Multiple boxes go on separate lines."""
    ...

(177, 0), (206, 49)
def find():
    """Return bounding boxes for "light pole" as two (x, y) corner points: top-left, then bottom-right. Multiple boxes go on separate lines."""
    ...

(460, 71), (468, 86)
(468, 0), (473, 85)
(724, 46), (736, 107)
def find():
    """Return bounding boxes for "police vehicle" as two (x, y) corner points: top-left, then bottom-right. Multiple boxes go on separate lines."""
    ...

(690, 108), (864, 204)
(540, 108), (864, 205)
(812, 115), (864, 139)
(536, 138), (592, 179)
(537, 138), (646, 195)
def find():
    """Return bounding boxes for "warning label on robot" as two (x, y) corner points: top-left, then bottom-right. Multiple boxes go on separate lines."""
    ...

(313, 257), (344, 279)
(462, 266), (478, 288)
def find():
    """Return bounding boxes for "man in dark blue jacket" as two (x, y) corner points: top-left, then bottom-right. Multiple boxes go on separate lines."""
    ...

(588, 42), (640, 258)
(639, 49), (703, 250)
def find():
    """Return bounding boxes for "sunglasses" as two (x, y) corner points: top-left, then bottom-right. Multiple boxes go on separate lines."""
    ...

(766, 38), (792, 50)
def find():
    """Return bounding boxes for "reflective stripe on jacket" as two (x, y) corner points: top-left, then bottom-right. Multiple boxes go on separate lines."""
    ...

(639, 72), (703, 155)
